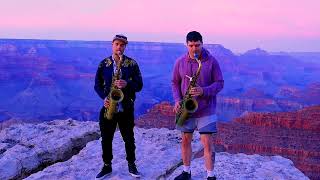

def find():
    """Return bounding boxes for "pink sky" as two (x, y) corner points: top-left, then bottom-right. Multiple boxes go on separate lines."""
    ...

(0, 0), (319, 52)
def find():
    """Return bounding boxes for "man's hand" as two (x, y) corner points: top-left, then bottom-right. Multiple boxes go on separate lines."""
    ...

(173, 101), (181, 113)
(104, 98), (110, 108)
(114, 79), (127, 88)
(190, 87), (203, 97)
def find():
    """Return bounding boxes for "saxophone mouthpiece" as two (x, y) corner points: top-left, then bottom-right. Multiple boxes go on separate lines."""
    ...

(194, 53), (199, 60)
(117, 51), (123, 61)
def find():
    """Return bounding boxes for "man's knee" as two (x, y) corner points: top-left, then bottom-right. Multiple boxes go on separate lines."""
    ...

(182, 133), (193, 146)
(122, 132), (135, 143)
(201, 134), (213, 147)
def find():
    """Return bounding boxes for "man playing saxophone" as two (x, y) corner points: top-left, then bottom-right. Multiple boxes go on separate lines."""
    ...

(172, 31), (224, 180)
(94, 34), (143, 179)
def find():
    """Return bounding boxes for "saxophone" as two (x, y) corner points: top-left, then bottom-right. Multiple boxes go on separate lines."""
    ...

(175, 53), (202, 126)
(104, 52), (124, 120)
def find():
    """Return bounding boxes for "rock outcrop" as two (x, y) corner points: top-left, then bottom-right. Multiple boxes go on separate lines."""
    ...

(0, 119), (100, 179)
(16, 126), (203, 180)
(21, 123), (306, 180)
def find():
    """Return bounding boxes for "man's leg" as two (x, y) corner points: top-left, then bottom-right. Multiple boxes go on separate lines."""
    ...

(99, 107), (117, 164)
(174, 118), (195, 180)
(200, 134), (214, 171)
(96, 107), (117, 179)
(181, 132), (193, 167)
(200, 133), (217, 179)
(117, 111), (141, 177)
(197, 114), (218, 178)
(174, 132), (193, 180)
(117, 111), (136, 163)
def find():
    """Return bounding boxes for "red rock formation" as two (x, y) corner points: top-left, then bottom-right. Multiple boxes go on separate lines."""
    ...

(214, 105), (320, 180)
(136, 97), (305, 129)
(233, 106), (320, 131)
(136, 101), (175, 129)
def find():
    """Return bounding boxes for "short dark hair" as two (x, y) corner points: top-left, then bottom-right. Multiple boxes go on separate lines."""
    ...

(186, 31), (203, 43)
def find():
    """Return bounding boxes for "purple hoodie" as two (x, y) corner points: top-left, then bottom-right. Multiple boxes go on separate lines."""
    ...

(172, 48), (224, 118)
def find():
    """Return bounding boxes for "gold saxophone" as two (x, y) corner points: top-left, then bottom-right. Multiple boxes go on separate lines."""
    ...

(175, 53), (202, 126)
(104, 52), (124, 120)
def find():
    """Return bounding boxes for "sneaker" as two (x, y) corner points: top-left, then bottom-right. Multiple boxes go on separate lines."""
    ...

(174, 171), (191, 180)
(96, 164), (112, 179)
(207, 176), (217, 180)
(128, 163), (141, 178)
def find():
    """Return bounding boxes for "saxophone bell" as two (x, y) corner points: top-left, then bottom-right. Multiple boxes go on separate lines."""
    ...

(110, 89), (124, 102)
(183, 98), (198, 113)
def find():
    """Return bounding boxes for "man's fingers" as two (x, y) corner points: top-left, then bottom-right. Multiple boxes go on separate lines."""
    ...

(104, 98), (110, 108)
(114, 80), (126, 88)
(190, 92), (201, 97)
(173, 104), (179, 113)
(189, 87), (202, 96)
(174, 103), (181, 112)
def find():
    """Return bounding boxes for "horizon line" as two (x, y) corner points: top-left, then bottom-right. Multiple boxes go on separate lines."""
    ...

(1, 37), (320, 54)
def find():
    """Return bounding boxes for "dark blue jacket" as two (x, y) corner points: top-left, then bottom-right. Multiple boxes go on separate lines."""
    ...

(94, 55), (143, 111)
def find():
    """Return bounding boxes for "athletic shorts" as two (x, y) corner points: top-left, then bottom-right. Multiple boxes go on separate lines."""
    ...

(176, 114), (218, 134)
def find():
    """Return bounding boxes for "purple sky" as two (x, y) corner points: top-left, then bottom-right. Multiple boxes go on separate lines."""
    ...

(0, 0), (319, 52)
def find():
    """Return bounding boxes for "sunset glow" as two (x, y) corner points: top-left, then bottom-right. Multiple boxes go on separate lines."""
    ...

(1, 0), (319, 52)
